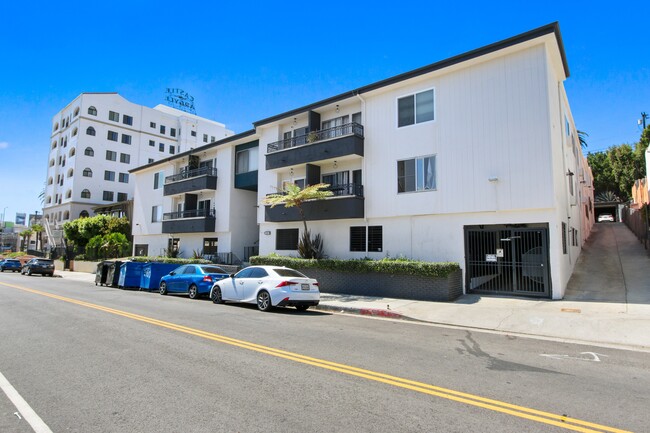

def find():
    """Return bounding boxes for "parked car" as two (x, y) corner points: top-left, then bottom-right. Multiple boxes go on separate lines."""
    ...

(159, 264), (229, 299)
(598, 214), (614, 222)
(209, 266), (320, 312)
(0, 259), (22, 272)
(21, 258), (55, 276)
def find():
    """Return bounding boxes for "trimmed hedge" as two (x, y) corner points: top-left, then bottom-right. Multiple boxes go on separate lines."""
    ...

(250, 255), (460, 278)
(128, 256), (212, 265)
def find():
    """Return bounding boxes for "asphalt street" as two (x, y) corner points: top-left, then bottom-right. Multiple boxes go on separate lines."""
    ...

(0, 272), (647, 433)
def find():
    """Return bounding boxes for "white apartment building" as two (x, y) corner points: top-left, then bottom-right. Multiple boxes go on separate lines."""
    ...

(43, 93), (233, 228)
(254, 22), (594, 299)
(130, 131), (260, 263)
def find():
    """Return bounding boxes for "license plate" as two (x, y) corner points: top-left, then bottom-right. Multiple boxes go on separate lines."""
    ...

(301, 284), (310, 291)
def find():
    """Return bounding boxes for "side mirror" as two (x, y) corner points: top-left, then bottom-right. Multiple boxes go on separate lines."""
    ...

(169, 271), (176, 276)
(229, 273), (235, 278)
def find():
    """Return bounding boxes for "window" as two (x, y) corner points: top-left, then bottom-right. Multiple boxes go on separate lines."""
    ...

(84, 147), (94, 156)
(153, 172), (164, 189)
(159, 142), (164, 152)
(235, 147), (258, 174)
(123, 115), (133, 126)
(88, 106), (97, 116)
(72, 128), (78, 136)
(170, 128), (176, 137)
(203, 134), (208, 143)
(67, 168), (74, 177)
(350, 227), (366, 252)
(397, 156), (436, 193)
(69, 147), (76, 157)
(119, 173), (129, 183)
(169, 145), (175, 155)
(150, 122), (156, 128)
(109, 111), (119, 122)
(191, 130), (196, 137)
(107, 131), (118, 141)
(368, 226), (383, 252)
(350, 226), (382, 251)
(203, 238), (218, 255)
(151, 205), (163, 222)
(52, 141), (57, 149)
(81, 189), (91, 199)
(149, 139), (155, 147)
(106, 150), (117, 161)
(86, 127), (95, 136)
(352, 112), (362, 124)
(103, 191), (114, 201)
(397, 89), (434, 127)
(49, 159), (55, 167)
(79, 210), (89, 218)
(53, 122), (59, 131)
(276, 229), (299, 250)
(65, 190), (72, 199)
(83, 168), (92, 177)
(148, 158), (154, 163)
(48, 177), (53, 185)
(104, 170), (115, 181)
(211, 136), (215, 142)
(120, 153), (130, 163)
(117, 192), (128, 202)
(134, 244), (149, 256)
(121, 134), (132, 144)
(73, 107), (79, 117)
(160, 125), (166, 134)
(562, 222), (568, 254)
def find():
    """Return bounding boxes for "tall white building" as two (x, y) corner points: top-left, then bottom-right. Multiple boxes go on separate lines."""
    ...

(43, 93), (233, 228)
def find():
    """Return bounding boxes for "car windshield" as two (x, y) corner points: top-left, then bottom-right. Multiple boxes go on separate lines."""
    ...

(201, 266), (227, 274)
(272, 268), (307, 278)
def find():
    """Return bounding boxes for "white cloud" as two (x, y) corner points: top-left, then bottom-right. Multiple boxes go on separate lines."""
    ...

(0, 142), (8, 150)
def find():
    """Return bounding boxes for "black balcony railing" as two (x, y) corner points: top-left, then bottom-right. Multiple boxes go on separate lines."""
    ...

(165, 166), (218, 184)
(266, 183), (363, 198)
(162, 208), (215, 220)
(267, 122), (364, 153)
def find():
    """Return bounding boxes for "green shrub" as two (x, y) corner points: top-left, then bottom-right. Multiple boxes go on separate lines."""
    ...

(128, 256), (212, 264)
(7, 252), (27, 258)
(250, 255), (460, 278)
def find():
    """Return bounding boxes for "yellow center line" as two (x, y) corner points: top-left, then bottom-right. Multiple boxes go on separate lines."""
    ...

(1, 282), (632, 433)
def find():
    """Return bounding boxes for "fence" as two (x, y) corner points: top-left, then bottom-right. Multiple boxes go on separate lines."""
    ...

(621, 204), (649, 249)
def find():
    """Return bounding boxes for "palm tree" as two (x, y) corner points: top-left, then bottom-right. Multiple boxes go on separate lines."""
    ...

(578, 130), (588, 149)
(19, 229), (33, 251)
(32, 224), (43, 251)
(262, 183), (333, 258)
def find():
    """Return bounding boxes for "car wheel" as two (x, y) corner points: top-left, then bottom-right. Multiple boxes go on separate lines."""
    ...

(256, 290), (272, 312)
(159, 282), (168, 295)
(188, 284), (199, 300)
(27, 268), (32, 276)
(295, 305), (309, 311)
(211, 286), (223, 304)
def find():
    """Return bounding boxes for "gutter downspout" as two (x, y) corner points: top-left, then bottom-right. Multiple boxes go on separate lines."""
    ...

(557, 82), (572, 267)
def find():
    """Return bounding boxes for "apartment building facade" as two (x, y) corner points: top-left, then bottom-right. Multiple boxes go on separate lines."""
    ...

(130, 131), (260, 263)
(43, 93), (233, 228)
(254, 23), (593, 299)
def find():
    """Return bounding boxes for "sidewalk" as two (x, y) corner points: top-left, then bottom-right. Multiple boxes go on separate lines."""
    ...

(56, 223), (650, 350)
(315, 223), (650, 350)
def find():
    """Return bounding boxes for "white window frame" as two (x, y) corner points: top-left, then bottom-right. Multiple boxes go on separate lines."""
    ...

(397, 154), (437, 194)
(396, 87), (435, 129)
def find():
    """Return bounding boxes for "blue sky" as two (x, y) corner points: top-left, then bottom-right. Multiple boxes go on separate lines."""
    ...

(1, 1), (648, 223)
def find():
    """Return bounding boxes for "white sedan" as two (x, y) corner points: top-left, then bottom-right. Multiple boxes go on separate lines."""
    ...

(209, 266), (320, 311)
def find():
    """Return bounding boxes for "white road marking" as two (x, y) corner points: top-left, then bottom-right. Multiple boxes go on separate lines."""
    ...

(0, 371), (53, 433)
(14, 411), (22, 419)
(540, 352), (608, 362)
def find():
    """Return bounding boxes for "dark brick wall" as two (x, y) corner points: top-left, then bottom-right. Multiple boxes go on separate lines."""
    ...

(295, 268), (463, 302)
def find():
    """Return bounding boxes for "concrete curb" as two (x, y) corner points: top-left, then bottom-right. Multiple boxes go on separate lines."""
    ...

(314, 303), (406, 320)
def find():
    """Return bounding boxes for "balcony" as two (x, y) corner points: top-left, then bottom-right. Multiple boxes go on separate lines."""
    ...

(265, 183), (364, 222)
(266, 122), (364, 170)
(164, 167), (218, 196)
(162, 208), (215, 233)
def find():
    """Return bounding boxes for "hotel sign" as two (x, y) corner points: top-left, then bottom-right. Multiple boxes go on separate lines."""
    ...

(165, 88), (196, 114)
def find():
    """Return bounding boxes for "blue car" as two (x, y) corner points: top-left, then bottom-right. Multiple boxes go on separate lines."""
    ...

(0, 259), (23, 272)
(159, 264), (229, 299)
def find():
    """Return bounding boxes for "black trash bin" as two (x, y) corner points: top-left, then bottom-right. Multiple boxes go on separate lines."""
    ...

(105, 261), (123, 287)
(95, 261), (111, 286)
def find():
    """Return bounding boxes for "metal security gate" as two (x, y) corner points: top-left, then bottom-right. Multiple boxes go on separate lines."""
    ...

(464, 224), (551, 297)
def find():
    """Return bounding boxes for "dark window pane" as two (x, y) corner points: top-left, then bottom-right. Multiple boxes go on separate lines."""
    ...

(398, 95), (415, 127)
(416, 90), (434, 123)
(350, 226), (366, 252)
(276, 229), (299, 250)
(368, 226), (383, 252)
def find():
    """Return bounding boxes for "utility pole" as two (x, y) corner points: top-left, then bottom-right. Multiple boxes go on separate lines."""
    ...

(640, 112), (648, 129)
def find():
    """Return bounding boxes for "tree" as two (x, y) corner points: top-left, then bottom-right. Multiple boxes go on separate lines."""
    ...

(578, 130), (589, 149)
(63, 215), (130, 251)
(262, 183), (333, 259)
(587, 151), (618, 196)
(31, 224), (44, 251)
(587, 140), (646, 201)
(19, 229), (33, 251)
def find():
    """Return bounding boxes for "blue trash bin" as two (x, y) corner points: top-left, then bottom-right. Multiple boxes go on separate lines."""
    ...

(140, 262), (179, 291)
(118, 261), (145, 289)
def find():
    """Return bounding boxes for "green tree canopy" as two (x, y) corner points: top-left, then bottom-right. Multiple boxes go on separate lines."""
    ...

(63, 215), (130, 248)
(587, 138), (647, 201)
